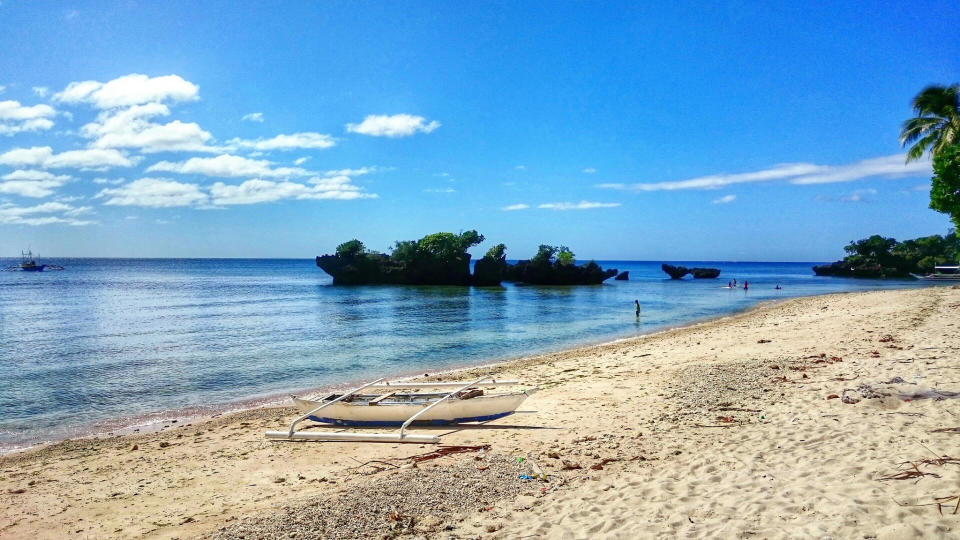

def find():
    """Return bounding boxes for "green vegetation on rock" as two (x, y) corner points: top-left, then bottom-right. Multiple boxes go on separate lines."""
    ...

(813, 232), (960, 278)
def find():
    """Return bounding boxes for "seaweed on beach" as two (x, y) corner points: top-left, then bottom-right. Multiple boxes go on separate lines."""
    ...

(930, 426), (960, 434)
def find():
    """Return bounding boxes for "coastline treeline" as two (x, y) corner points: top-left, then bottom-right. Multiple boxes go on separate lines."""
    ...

(315, 231), (617, 286)
(813, 231), (960, 278)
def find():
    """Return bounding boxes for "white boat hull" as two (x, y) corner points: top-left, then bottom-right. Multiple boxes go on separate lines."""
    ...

(293, 390), (534, 426)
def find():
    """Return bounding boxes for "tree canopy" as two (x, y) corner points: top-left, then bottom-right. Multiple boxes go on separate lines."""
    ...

(530, 244), (574, 266)
(834, 232), (960, 274)
(900, 84), (960, 162)
(335, 239), (366, 258)
(930, 144), (960, 229)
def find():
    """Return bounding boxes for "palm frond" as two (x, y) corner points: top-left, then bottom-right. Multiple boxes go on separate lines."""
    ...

(900, 116), (943, 145)
(906, 132), (940, 162)
(912, 84), (960, 117)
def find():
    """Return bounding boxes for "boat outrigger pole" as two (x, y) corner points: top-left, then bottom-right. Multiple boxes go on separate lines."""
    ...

(265, 375), (498, 444)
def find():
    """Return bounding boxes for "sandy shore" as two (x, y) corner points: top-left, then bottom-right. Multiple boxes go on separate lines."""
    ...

(2, 287), (959, 539)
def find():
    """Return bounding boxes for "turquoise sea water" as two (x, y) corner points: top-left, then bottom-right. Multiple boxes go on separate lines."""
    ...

(0, 258), (938, 450)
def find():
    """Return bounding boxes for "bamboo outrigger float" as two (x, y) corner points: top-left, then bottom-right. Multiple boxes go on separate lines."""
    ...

(265, 376), (534, 444)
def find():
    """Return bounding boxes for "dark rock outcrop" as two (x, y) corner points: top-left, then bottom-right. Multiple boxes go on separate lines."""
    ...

(472, 257), (507, 286)
(316, 252), (473, 285)
(812, 261), (912, 279)
(691, 267), (721, 279)
(662, 264), (721, 279)
(614, 271), (629, 281)
(504, 260), (617, 285)
(661, 264), (689, 279)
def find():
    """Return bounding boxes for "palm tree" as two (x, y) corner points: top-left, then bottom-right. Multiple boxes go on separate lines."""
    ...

(900, 84), (960, 162)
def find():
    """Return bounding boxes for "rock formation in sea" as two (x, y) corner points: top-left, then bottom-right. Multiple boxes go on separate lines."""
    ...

(691, 267), (721, 279)
(614, 271), (629, 280)
(661, 264), (721, 279)
(472, 243), (507, 286)
(661, 264), (689, 279)
(316, 232), (482, 285)
(502, 245), (618, 285)
(811, 261), (911, 278)
(316, 236), (619, 286)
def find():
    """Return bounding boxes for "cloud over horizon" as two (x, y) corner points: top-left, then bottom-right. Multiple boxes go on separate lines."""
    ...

(538, 201), (621, 210)
(596, 154), (932, 192)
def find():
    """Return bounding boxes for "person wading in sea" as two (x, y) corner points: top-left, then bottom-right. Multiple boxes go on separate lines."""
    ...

(634, 299), (641, 317)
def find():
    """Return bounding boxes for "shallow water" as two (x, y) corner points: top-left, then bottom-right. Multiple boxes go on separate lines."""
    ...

(0, 258), (937, 449)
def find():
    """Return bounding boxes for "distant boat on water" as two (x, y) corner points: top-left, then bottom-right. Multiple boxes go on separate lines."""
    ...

(912, 265), (960, 280)
(2, 250), (64, 272)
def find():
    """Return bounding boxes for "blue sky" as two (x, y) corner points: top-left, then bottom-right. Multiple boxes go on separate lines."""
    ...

(0, 1), (958, 261)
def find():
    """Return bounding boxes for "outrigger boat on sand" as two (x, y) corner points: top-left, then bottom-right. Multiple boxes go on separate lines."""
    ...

(265, 376), (535, 444)
(912, 265), (960, 281)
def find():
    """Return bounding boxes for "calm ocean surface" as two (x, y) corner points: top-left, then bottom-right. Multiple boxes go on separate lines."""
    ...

(0, 258), (937, 450)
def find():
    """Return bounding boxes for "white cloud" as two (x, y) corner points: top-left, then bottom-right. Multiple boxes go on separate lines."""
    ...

(92, 177), (125, 185)
(583, 167), (597, 174)
(538, 201), (621, 210)
(789, 155), (931, 185)
(241, 112), (264, 123)
(424, 187), (455, 193)
(346, 114), (440, 137)
(80, 102), (216, 153)
(0, 86), (6, 94)
(840, 188), (877, 203)
(54, 74), (199, 109)
(514, 165), (526, 170)
(1, 169), (70, 182)
(96, 178), (209, 207)
(597, 154), (932, 192)
(209, 178), (377, 205)
(294, 157), (310, 166)
(712, 194), (736, 204)
(0, 100), (56, 135)
(0, 201), (95, 226)
(0, 170), (72, 198)
(322, 166), (377, 177)
(32, 86), (49, 97)
(147, 154), (310, 178)
(0, 146), (137, 170)
(228, 132), (335, 151)
(502, 203), (529, 211)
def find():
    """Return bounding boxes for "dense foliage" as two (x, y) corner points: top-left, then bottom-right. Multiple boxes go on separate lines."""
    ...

(814, 232), (960, 277)
(335, 239), (367, 258)
(930, 144), (960, 229)
(530, 244), (575, 266)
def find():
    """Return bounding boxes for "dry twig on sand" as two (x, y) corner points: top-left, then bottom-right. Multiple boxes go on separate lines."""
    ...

(877, 462), (941, 483)
(930, 426), (960, 434)
(935, 495), (960, 516)
(408, 444), (491, 463)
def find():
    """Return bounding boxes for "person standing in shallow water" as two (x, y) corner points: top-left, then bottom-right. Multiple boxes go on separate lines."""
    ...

(634, 299), (641, 317)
